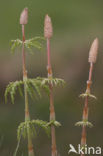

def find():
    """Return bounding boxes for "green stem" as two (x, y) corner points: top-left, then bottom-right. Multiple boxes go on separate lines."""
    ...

(22, 24), (34, 156)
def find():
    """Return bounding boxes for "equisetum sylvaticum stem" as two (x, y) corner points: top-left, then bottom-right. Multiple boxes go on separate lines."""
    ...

(44, 15), (57, 156)
(79, 38), (99, 156)
(20, 8), (34, 156)
(5, 7), (51, 156)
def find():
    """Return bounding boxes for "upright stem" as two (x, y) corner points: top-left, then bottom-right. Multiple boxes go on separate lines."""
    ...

(47, 38), (57, 156)
(80, 63), (93, 156)
(22, 25), (27, 78)
(22, 25), (34, 156)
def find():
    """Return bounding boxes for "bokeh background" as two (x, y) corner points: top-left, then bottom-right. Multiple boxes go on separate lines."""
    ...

(0, 0), (103, 155)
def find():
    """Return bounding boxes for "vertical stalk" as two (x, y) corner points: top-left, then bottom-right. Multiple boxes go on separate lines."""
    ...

(47, 38), (57, 156)
(80, 38), (98, 156)
(22, 24), (34, 156)
(80, 63), (93, 156)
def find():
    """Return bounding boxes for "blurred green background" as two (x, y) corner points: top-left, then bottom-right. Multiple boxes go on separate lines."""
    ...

(0, 0), (103, 155)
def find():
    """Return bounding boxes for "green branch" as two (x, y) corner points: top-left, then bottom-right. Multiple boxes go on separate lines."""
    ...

(5, 77), (65, 104)
(47, 120), (61, 127)
(10, 36), (45, 54)
(75, 120), (93, 128)
(17, 119), (50, 140)
(5, 78), (49, 104)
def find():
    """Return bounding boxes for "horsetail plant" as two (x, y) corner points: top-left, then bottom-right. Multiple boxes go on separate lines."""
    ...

(20, 8), (34, 156)
(5, 8), (50, 156)
(75, 38), (99, 156)
(44, 15), (65, 156)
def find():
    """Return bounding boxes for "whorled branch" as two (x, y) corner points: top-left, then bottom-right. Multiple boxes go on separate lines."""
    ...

(4, 78), (50, 104)
(10, 37), (45, 54)
(17, 119), (50, 140)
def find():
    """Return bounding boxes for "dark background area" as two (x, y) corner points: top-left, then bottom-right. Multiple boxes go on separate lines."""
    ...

(0, 0), (103, 155)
